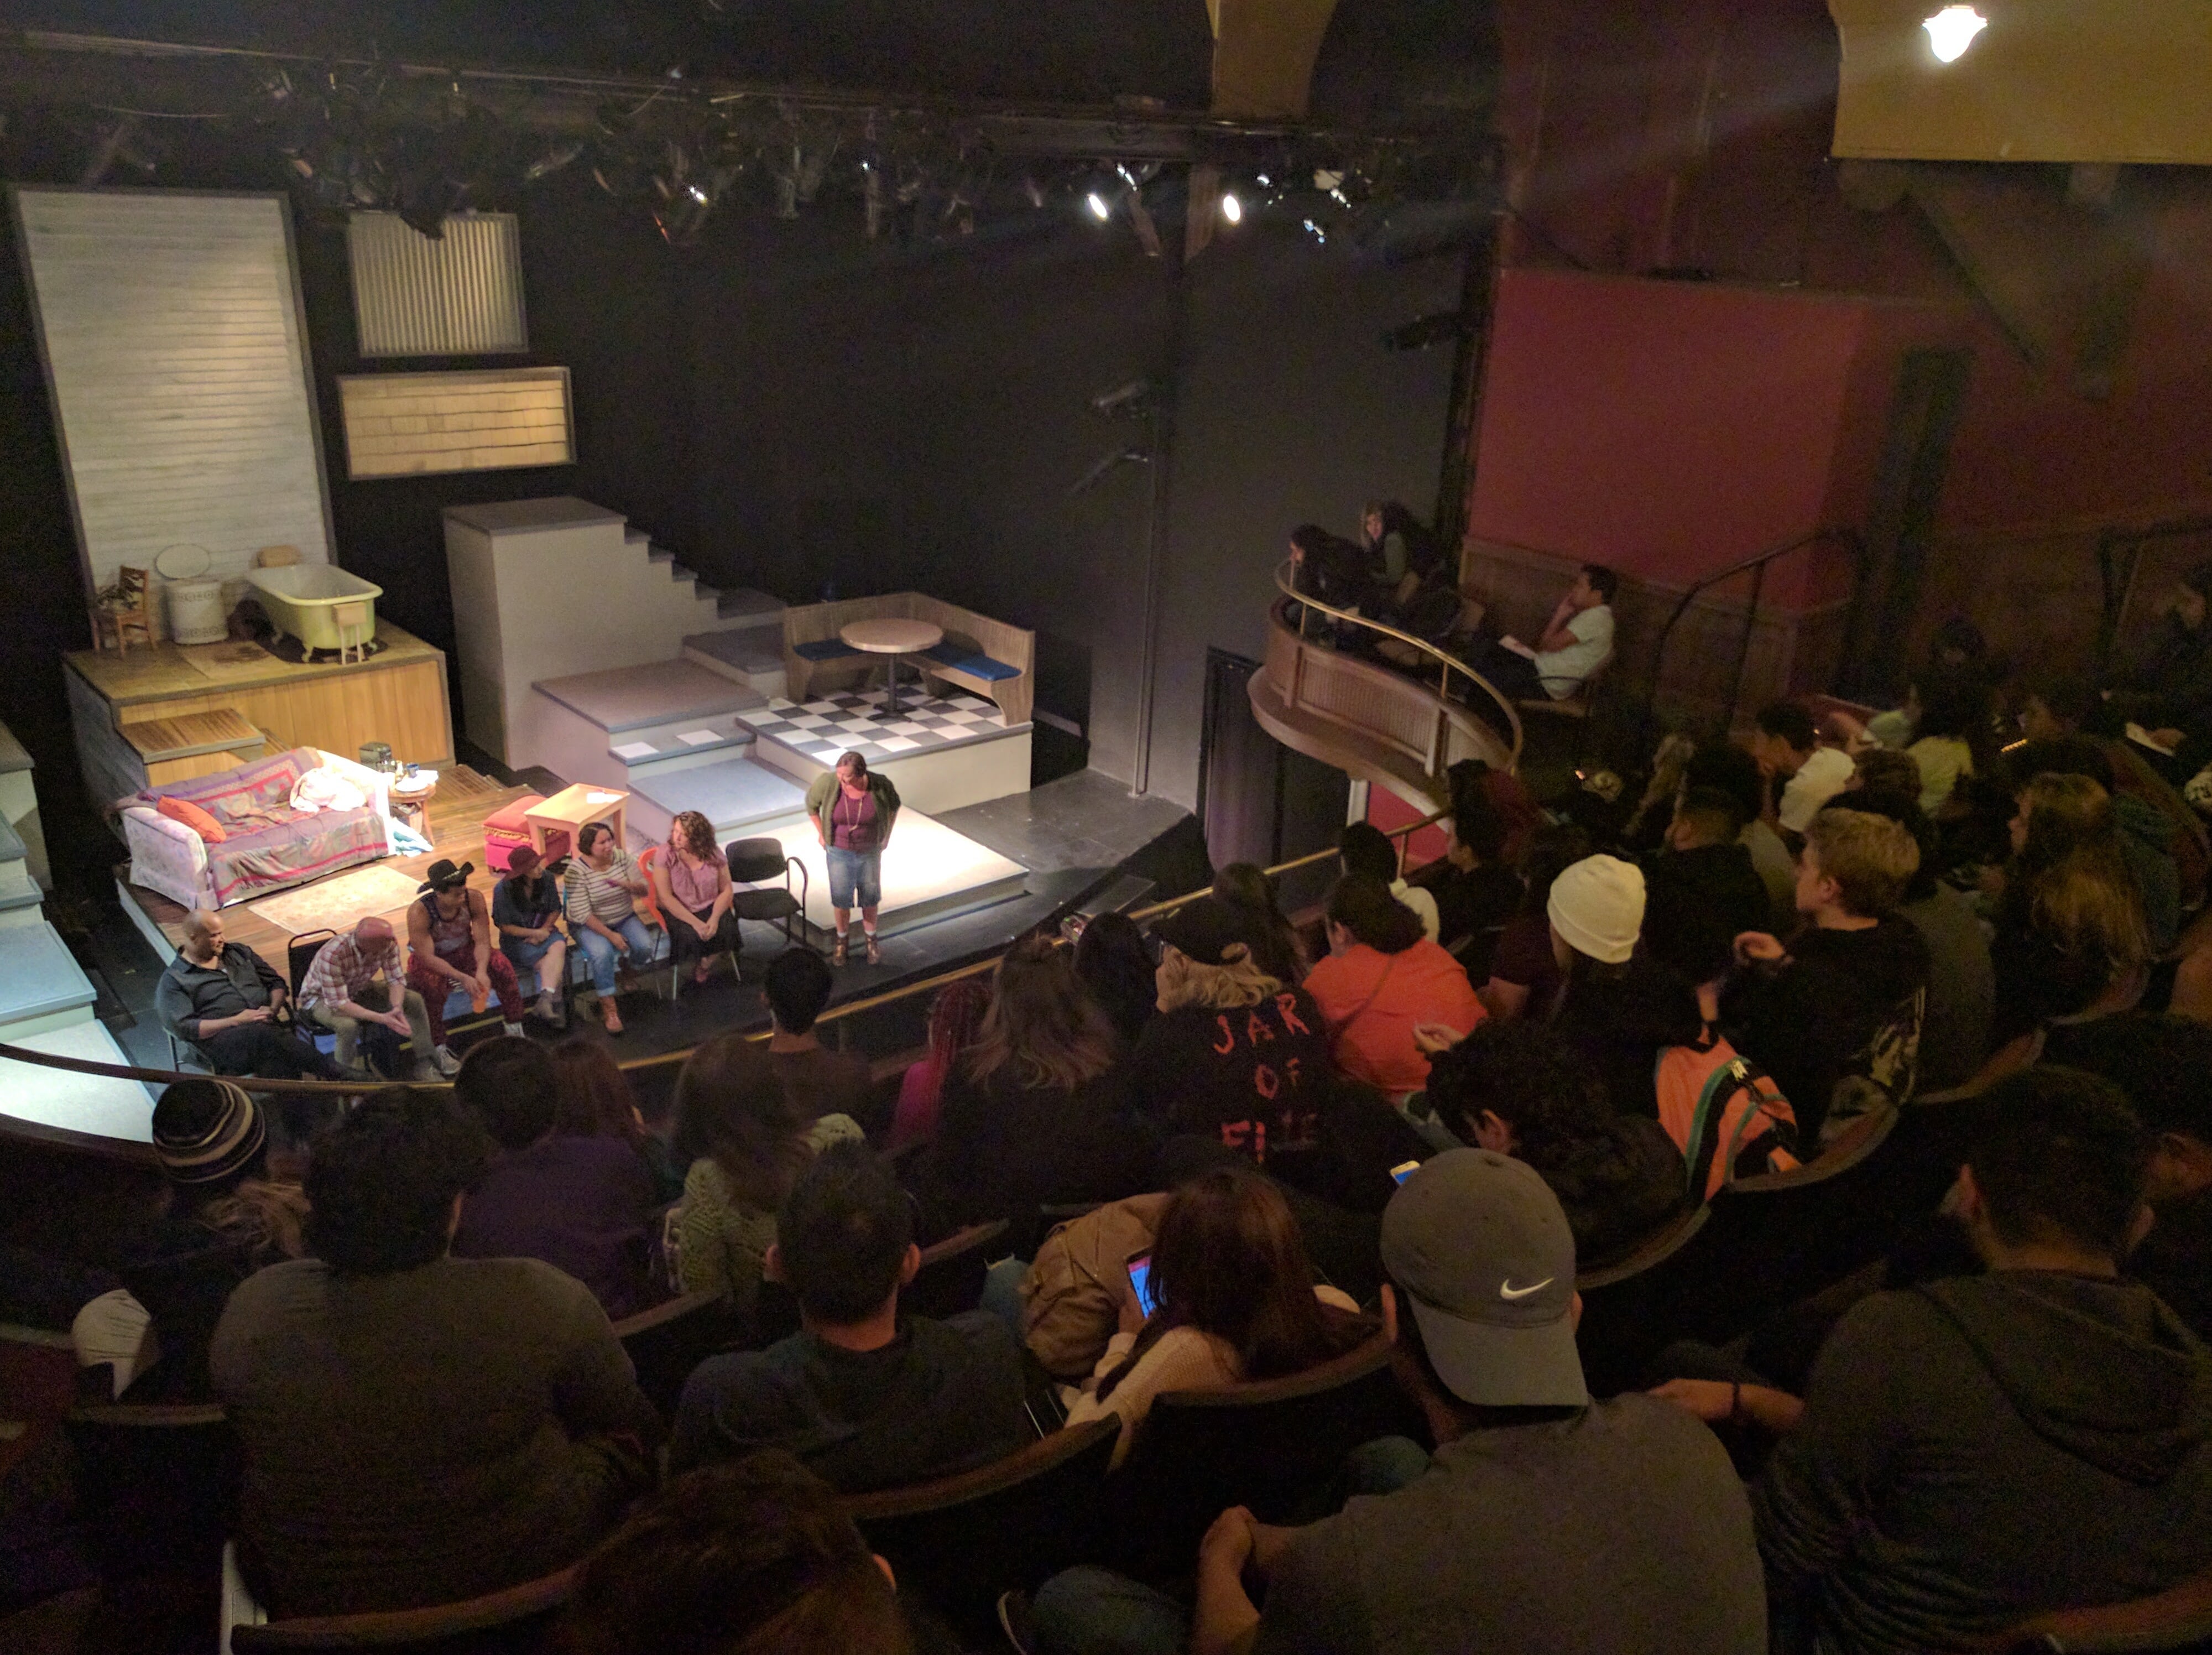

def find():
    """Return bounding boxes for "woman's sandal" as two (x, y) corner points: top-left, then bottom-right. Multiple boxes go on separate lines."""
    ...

(832, 936), (848, 967)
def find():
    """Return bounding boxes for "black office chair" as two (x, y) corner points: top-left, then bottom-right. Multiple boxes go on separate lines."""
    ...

(726, 837), (810, 957)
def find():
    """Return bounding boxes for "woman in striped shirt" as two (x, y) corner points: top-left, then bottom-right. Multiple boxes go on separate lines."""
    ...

(564, 822), (661, 1035)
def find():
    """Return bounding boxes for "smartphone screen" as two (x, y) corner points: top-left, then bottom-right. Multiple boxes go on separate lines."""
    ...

(1125, 1251), (1158, 1318)
(1390, 1159), (1421, 1186)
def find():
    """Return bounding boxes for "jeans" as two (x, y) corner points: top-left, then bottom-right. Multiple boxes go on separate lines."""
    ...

(825, 846), (881, 910)
(1030, 1438), (1432, 1655)
(980, 1256), (1029, 1343)
(577, 913), (660, 996)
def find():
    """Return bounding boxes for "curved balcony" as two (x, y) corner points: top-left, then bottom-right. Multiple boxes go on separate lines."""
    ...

(1249, 563), (1521, 816)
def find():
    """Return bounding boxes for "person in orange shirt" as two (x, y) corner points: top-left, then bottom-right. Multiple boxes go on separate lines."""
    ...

(1303, 873), (1484, 1097)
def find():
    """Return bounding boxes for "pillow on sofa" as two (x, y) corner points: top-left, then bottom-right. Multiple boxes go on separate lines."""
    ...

(157, 796), (228, 843)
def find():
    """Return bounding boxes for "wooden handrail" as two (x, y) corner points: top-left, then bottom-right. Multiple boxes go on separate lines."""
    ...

(1269, 559), (1524, 764)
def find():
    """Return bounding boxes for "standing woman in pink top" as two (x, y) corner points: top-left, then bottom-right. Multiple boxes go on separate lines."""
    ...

(1303, 873), (1484, 1097)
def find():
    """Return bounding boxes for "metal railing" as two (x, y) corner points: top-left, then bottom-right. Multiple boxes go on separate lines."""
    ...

(0, 806), (1451, 1115)
(1269, 560), (1524, 766)
(1639, 526), (1865, 744)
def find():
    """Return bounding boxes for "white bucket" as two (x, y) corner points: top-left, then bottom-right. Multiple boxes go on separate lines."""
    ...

(166, 578), (228, 645)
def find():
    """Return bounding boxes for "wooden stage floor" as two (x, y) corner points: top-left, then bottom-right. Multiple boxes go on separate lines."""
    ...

(123, 765), (532, 977)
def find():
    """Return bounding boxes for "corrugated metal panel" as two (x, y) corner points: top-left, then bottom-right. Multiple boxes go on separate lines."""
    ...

(338, 367), (573, 479)
(12, 187), (335, 602)
(346, 212), (528, 357)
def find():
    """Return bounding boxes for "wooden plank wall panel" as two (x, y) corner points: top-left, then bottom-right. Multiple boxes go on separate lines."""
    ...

(338, 368), (573, 478)
(12, 189), (333, 602)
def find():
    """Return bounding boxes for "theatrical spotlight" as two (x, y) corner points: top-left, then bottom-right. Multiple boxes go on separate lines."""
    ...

(1068, 446), (1151, 496)
(1220, 191), (1243, 224)
(1090, 378), (1154, 418)
(1922, 4), (1986, 61)
(1086, 189), (1112, 221)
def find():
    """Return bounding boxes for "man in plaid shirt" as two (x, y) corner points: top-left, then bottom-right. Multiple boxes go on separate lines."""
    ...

(299, 916), (441, 1080)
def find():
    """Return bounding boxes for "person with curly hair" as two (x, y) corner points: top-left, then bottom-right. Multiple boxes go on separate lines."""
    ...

(211, 1087), (657, 1617)
(653, 808), (739, 988)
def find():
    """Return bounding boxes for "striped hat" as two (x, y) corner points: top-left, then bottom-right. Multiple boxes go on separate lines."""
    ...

(152, 1079), (267, 1185)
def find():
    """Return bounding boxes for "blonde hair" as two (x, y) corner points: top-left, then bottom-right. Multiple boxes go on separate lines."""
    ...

(1804, 808), (1920, 918)
(200, 1179), (310, 1261)
(1154, 941), (1282, 1014)
(2031, 853), (2151, 991)
(966, 935), (1118, 1092)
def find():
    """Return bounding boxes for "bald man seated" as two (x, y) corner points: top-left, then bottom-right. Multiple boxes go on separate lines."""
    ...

(155, 909), (349, 1082)
(297, 915), (442, 1083)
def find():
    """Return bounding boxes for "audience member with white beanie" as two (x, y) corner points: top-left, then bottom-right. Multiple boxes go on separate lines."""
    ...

(1544, 855), (1709, 1120)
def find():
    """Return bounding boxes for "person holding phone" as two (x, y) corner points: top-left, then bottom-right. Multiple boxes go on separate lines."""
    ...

(1060, 1170), (1370, 1467)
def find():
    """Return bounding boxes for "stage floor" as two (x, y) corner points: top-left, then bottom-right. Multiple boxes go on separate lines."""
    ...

(729, 810), (1027, 938)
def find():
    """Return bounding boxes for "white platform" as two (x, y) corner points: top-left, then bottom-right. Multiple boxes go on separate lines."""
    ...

(728, 809), (1028, 938)
(0, 1020), (155, 1148)
(740, 688), (1032, 817)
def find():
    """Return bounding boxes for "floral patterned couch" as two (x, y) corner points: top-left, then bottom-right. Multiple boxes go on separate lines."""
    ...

(121, 746), (394, 910)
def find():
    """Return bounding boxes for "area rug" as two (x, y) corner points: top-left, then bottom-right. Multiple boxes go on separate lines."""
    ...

(244, 862), (424, 936)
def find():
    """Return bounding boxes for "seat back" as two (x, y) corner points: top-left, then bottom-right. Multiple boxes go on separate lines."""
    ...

(1989, 1567), (2212, 1653)
(287, 929), (337, 1001)
(724, 837), (788, 885)
(843, 1418), (1120, 1637)
(1110, 1333), (1417, 1576)
(66, 1402), (238, 1587)
(608, 1290), (742, 1419)
(229, 1565), (576, 1653)
(904, 1220), (1010, 1320)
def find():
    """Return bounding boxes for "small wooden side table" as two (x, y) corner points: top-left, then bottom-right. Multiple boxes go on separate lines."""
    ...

(526, 783), (629, 860)
(840, 619), (944, 717)
(389, 773), (439, 840)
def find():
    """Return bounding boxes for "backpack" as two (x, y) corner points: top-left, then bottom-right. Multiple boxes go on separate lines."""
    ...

(1655, 1031), (1802, 1200)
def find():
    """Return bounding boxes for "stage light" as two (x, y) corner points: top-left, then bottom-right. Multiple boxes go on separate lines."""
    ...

(687, 184), (708, 202)
(1086, 190), (1112, 220)
(1220, 191), (1243, 223)
(1302, 217), (1327, 244)
(1923, 5), (1986, 62)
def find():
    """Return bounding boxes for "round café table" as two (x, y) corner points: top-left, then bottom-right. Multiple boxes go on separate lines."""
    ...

(839, 618), (943, 718)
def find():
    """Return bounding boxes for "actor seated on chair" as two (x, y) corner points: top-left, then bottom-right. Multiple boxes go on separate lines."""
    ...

(654, 809), (739, 990)
(1651, 1068), (2212, 1655)
(565, 821), (662, 1037)
(210, 1087), (659, 1618)
(298, 914), (441, 1083)
(1469, 563), (1617, 705)
(670, 1142), (1026, 1491)
(406, 858), (525, 1074)
(494, 845), (569, 1029)
(763, 945), (879, 1132)
(154, 909), (347, 1082)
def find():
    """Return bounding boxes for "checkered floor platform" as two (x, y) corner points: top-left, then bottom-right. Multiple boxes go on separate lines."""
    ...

(738, 688), (1019, 766)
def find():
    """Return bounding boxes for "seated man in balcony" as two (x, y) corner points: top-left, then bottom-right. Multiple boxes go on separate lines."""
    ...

(1468, 563), (1618, 705)
(155, 909), (348, 1083)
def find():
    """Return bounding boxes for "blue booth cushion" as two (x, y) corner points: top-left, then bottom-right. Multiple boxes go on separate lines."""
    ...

(921, 644), (1020, 681)
(793, 638), (865, 661)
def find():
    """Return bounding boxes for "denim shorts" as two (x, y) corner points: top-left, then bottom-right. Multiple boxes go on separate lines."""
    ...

(825, 846), (881, 910)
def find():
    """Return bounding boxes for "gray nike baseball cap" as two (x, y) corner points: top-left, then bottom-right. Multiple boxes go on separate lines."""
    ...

(1381, 1148), (1588, 1408)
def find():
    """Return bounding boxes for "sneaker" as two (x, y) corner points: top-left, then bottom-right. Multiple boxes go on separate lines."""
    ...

(433, 1044), (461, 1076)
(548, 995), (568, 1031)
(996, 1590), (1037, 1655)
(503, 1021), (525, 1038)
(412, 1061), (444, 1084)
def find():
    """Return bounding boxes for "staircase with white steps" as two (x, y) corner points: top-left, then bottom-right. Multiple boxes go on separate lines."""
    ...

(442, 497), (787, 768)
(0, 908), (153, 1146)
